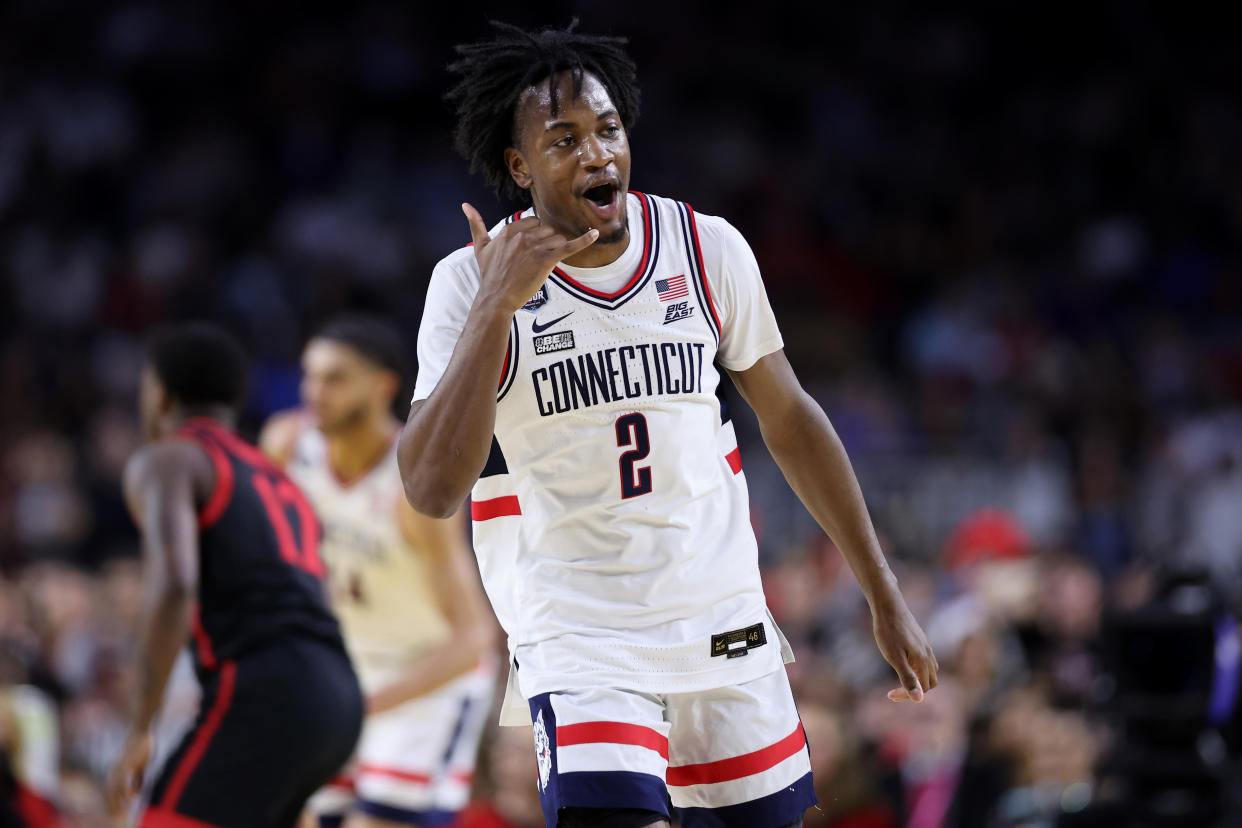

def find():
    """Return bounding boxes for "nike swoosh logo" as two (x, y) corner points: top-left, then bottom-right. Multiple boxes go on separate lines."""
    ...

(531, 312), (574, 333)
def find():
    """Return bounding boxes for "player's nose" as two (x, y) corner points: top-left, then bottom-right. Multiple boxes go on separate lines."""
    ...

(578, 133), (613, 169)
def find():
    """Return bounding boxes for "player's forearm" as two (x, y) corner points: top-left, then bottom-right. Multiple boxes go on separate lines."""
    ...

(399, 299), (514, 518)
(130, 584), (193, 732)
(760, 393), (901, 608)
(366, 624), (494, 715)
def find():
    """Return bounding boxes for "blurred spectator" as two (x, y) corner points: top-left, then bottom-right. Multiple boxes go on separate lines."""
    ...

(801, 703), (896, 828)
(986, 688), (1100, 827)
(458, 723), (543, 828)
(56, 766), (111, 827)
(0, 688), (58, 826)
(861, 679), (1010, 828)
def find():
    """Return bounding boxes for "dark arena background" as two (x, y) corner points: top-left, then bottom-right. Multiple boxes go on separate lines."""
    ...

(2, 2), (1241, 826)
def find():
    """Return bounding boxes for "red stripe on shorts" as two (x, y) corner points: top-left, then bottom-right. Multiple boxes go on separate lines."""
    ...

(356, 765), (473, 787)
(666, 722), (806, 787)
(159, 661), (238, 809)
(139, 808), (225, 828)
(556, 721), (670, 761)
(725, 448), (742, 474)
(358, 764), (432, 785)
(326, 773), (356, 791)
(471, 495), (521, 521)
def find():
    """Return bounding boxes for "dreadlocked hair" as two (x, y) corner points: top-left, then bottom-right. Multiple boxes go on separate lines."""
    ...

(445, 19), (640, 201)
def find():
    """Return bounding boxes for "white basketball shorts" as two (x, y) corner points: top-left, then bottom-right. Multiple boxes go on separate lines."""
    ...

(526, 666), (816, 828)
(308, 664), (494, 826)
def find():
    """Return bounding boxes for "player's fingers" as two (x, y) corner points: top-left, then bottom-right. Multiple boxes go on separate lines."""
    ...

(537, 234), (570, 251)
(524, 224), (562, 243)
(897, 661), (924, 702)
(462, 203), (491, 250)
(508, 215), (545, 234)
(558, 227), (600, 258)
(887, 687), (910, 702)
(913, 653), (933, 694)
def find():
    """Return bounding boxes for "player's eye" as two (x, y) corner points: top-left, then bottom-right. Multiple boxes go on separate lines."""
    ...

(554, 135), (575, 148)
(601, 125), (621, 137)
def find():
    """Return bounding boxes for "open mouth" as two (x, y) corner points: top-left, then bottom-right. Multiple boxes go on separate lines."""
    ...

(581, 182), (620, 220)
(583, 182), (617, 207)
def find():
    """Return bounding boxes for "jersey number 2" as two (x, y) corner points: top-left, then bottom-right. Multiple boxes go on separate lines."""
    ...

(615, 413), (653, 498)
(252, 473), (326, 577)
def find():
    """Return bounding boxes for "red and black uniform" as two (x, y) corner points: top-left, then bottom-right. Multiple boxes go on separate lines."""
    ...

(141, 418), (363, 828)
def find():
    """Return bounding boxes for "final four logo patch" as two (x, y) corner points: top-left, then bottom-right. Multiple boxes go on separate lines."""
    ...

(521, 286), (549, 312)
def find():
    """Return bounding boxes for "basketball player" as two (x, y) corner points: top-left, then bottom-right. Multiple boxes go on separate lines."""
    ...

(398, 23), (940, 828)
(108, 323), (363, 827)
(261, 316), (497, 828)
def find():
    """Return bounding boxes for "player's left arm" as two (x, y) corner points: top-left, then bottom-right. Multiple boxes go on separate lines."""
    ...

(729, 353), (938, 702)
(108, 440), (206, 814)
(699, 212), (936, 701)
(364, 501), (499, 715)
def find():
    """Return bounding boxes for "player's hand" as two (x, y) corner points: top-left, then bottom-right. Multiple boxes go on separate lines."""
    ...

(364, 688), (405, 717)
(871, 596), (938, 702)
(462, 202), (598, 313)
(107, 730), (152, 818)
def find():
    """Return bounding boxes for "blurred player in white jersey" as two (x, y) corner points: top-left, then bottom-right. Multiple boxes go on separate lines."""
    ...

(398, 22), (938, 828)
(261, 316), (497, 828)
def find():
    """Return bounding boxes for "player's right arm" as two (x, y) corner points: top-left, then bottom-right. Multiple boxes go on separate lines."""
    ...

(397, 204), (597, 518)
(108, 440), (211, 816)
(363, 501), (499, 714)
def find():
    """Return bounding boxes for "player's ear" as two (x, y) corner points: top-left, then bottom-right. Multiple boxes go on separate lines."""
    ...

(505, 147), (533, 192)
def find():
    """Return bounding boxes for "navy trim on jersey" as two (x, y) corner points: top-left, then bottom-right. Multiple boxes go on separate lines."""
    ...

(497, 317), (519, 402)
(676, 201), (721, 348)
(686, 206), (723, 333)
(479, 436), (509, 478)
(547, 192), (659, 311)
(716, 379), (733, 425)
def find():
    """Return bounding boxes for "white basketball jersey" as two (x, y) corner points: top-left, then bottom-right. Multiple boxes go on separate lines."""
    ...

(414, 193), (792, 712)
(287, 422), (450, 677)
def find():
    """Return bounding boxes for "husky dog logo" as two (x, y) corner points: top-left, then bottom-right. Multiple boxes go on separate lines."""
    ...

(521, 286), (549, 312)
(533, 709), (552, 791)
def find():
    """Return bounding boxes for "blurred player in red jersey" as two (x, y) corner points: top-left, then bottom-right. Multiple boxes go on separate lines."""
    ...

(109, 323), (362, 827)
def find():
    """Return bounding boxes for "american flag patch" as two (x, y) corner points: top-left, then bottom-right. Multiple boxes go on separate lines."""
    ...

(656, 275), (689, 302)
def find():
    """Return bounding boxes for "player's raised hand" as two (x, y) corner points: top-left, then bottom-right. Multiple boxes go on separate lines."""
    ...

(871, 597), (938, 703)
(462, 202), (598, 313)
